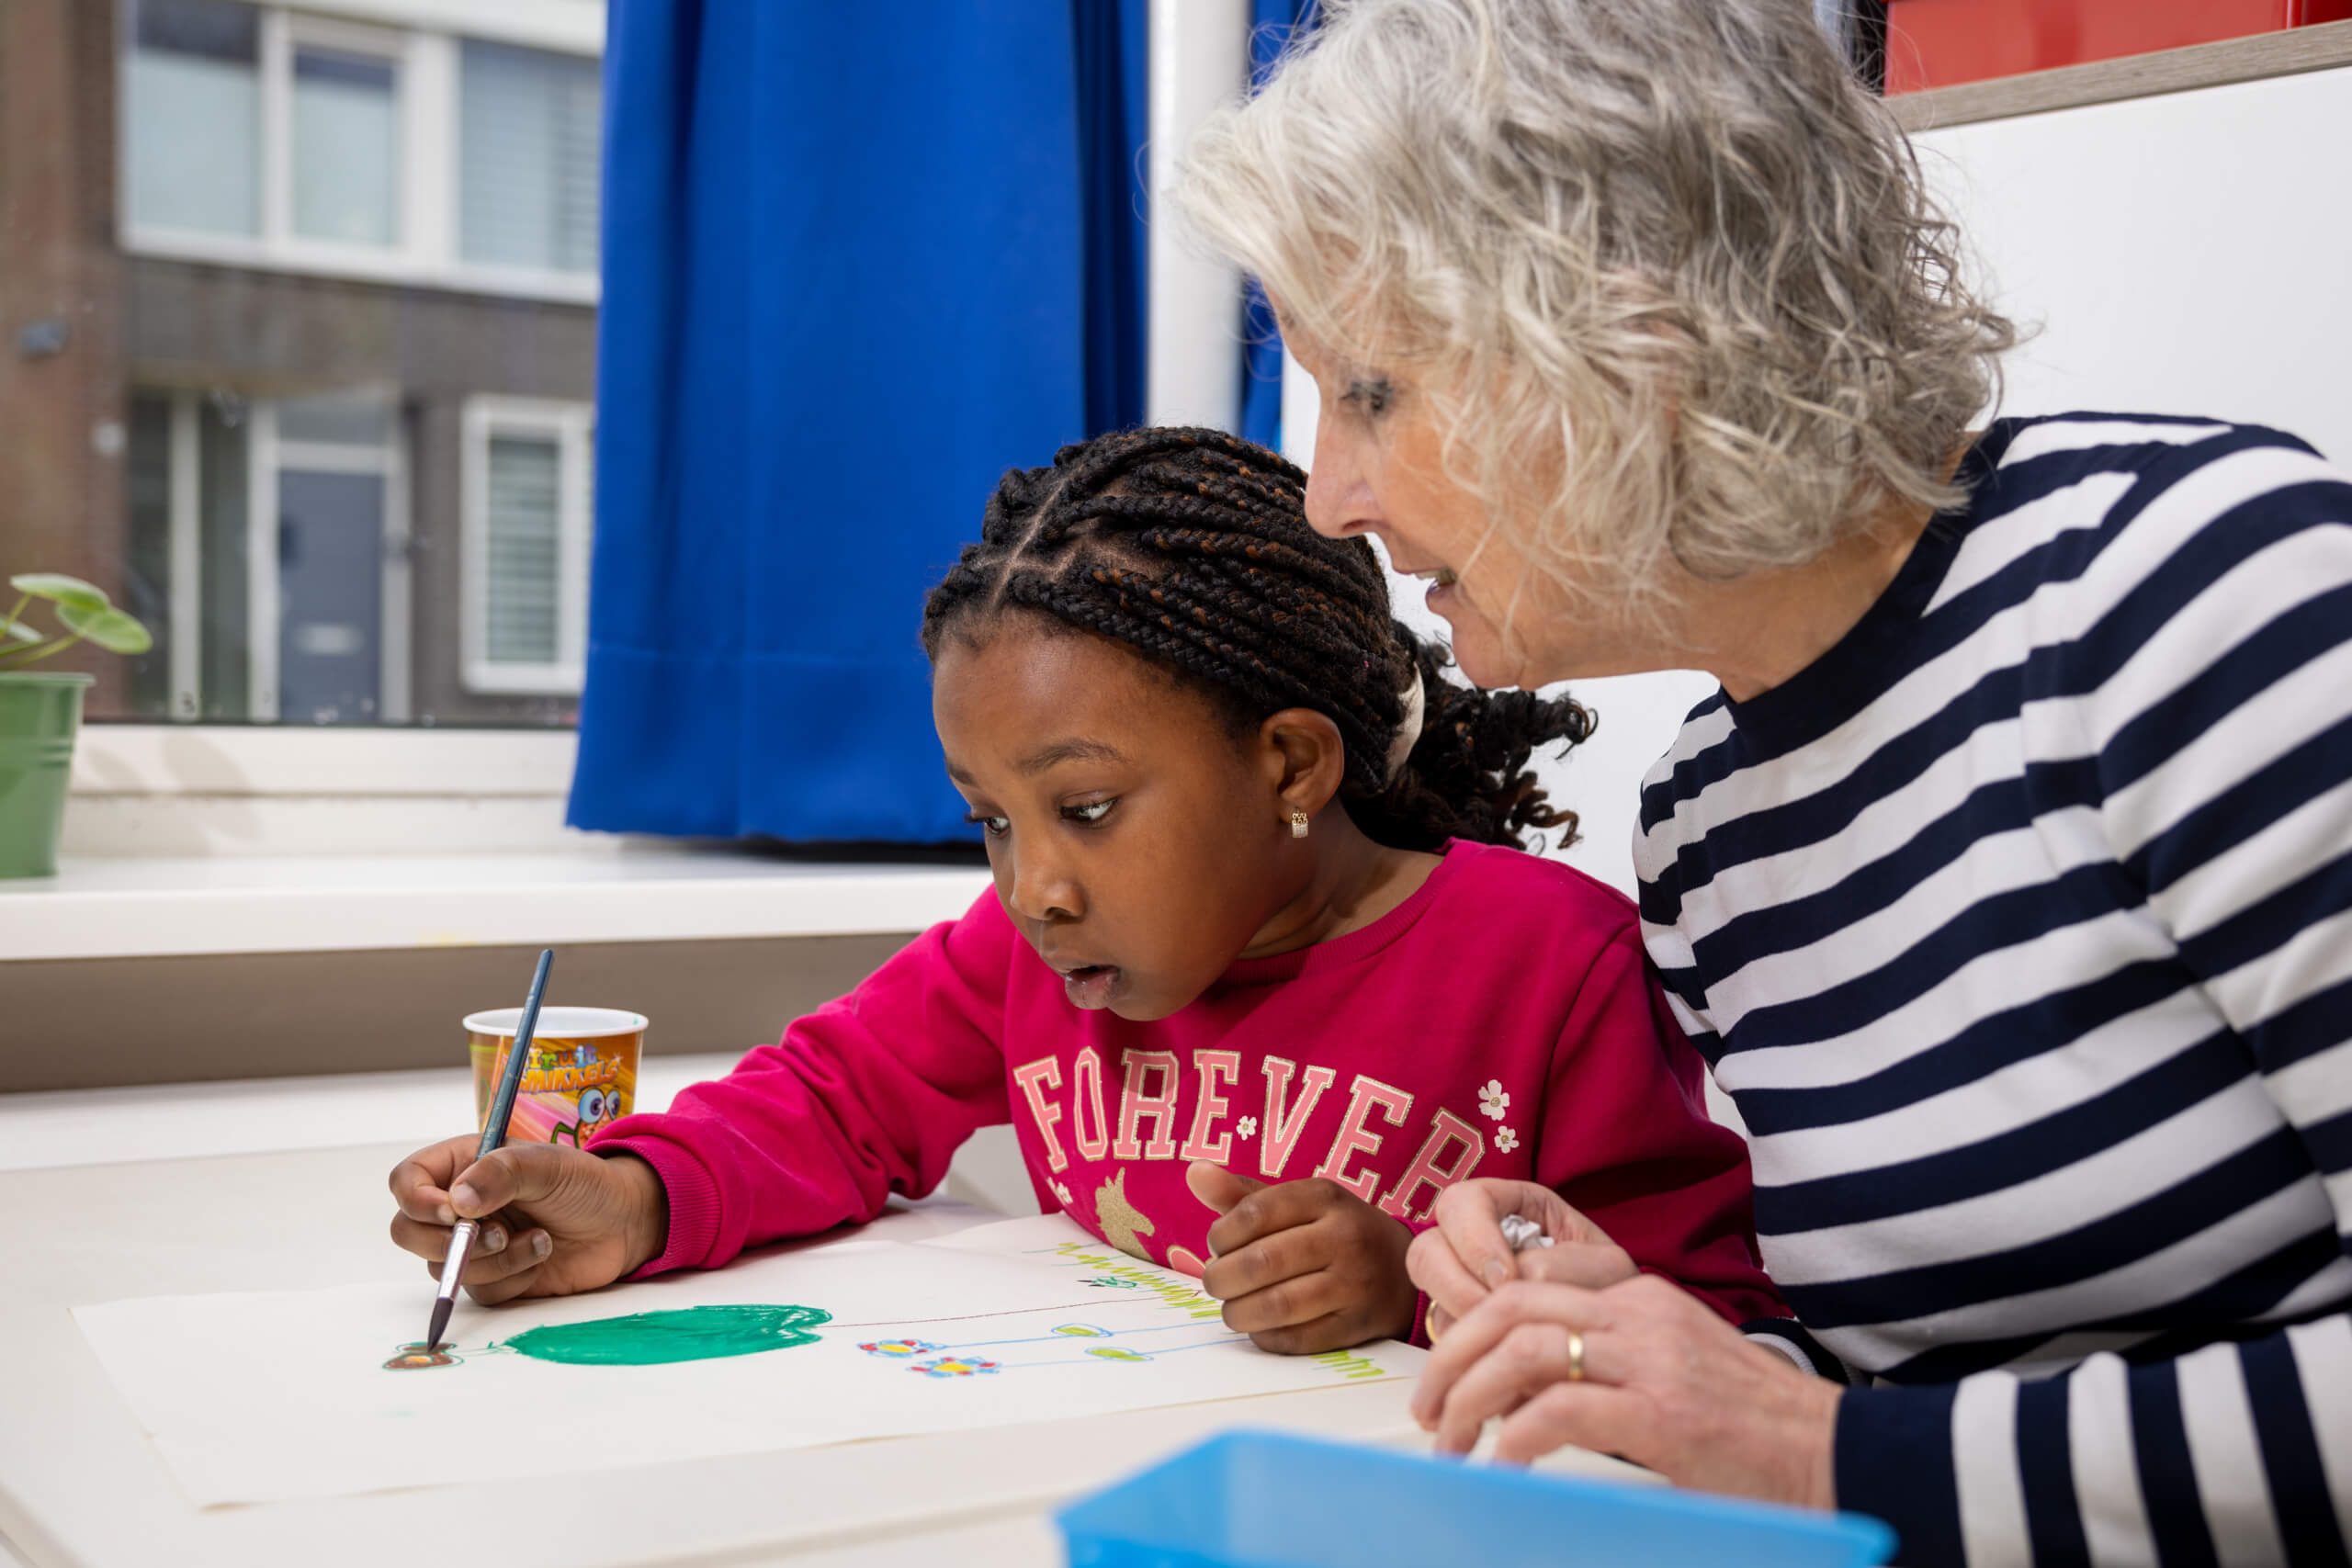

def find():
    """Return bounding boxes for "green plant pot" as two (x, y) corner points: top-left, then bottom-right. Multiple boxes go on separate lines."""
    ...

(0, 671), (94, 879)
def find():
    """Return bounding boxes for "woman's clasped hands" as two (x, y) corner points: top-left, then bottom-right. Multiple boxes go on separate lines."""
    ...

(1407, 1179), (1841, 1510)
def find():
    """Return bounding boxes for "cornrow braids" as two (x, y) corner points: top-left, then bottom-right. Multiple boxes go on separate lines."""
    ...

(922, 426), (1593, 852)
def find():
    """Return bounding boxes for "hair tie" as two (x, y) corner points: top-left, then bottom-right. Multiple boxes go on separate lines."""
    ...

(1384, 669), (1427, 784)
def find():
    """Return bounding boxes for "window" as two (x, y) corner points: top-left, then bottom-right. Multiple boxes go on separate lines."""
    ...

(462, 399), (594, 695)
(124, 4), (416, 265)
(290, 40), (401, 248)
(126, 0), (262, 237)
(460, 40), (601, 276)
(118, 1), (600, 303)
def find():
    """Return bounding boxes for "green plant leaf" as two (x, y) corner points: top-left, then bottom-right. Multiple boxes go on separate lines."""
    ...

(58, 601), (153, 655)
(1, 620), (40, 646)
(9, 573), (110, 612)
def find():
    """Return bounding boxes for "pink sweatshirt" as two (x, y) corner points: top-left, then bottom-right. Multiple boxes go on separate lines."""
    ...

(594, 840), (1783, 1336)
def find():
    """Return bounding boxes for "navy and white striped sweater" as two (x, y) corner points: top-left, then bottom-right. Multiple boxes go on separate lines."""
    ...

(1635, 414), (2352, 1566)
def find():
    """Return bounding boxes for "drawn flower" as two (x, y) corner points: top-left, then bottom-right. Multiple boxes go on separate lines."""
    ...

(859, 1338), (938, 1358)
(1495, 1126), (1520, 1154)
(1478, 1080), (1510, 1121)
(912, 1356), (998, 1379)
(1236, 1115), (1259, 1140)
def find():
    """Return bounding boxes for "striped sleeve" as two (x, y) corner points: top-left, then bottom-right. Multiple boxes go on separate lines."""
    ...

(1837, 447), (2352, 1567)
(1838, 1323), (2352, 1568)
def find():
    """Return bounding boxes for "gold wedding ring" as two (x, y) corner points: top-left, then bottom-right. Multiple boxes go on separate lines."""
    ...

(1566, 1329), (1587, 1382)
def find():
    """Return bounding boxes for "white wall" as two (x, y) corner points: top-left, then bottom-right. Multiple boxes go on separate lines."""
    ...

(1913, 63), (2352, 464)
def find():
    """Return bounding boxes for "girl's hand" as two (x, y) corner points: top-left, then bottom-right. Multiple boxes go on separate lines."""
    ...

(1408, 1178), (1637, 1340)
(1187, 1161), (1417, 1354)
(387, 1135), (670, 1306)
(1411, 1273), (1840, 1508)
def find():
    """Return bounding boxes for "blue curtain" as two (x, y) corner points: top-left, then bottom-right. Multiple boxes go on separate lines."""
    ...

(570, 1), (1149, 844)
(1079, 0), (1150, 436)
(1237, 0), (1315, 452)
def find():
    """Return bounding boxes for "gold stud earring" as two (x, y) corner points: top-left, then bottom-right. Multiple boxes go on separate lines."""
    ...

(1290, 809), (1309, 840)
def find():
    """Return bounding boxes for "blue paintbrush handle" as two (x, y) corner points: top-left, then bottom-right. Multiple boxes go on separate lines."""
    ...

(477, 949), (554, 1160)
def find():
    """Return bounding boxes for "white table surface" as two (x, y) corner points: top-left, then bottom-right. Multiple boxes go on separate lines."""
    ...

(0, 1100), (1651, 1566)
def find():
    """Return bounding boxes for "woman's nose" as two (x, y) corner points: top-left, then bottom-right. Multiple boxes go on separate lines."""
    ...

(1303, 425), (1370, 539)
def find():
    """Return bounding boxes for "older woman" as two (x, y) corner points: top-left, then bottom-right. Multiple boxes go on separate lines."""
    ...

(1178, 2), (2352, 1563)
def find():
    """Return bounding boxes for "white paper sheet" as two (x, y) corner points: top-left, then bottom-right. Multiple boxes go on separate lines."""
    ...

(74, 1214), (1421, 1506)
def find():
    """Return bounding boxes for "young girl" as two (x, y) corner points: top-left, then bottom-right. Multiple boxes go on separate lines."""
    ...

(389, 427), (1781, 1352)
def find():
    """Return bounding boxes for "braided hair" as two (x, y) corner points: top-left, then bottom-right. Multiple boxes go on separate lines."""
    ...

(921, 426), (1593, 852)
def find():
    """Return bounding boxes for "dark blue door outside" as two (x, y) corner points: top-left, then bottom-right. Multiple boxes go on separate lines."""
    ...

(277, 468), (384, 724)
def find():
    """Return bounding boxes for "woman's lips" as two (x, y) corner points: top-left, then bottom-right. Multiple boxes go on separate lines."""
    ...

(1061, 964), (1124, 1010)
(1413, 565), (1461, 613)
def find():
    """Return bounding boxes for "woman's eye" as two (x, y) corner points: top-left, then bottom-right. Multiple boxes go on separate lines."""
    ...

(965, 812), (1011, 838)
(1063, 798), (1116, 825)
(1340, 378), (1393, 416)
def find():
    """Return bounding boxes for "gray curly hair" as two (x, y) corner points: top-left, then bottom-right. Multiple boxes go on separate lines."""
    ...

(1175, 0), (2016, 616)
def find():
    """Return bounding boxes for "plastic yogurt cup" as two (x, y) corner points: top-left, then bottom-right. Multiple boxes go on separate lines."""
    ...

(464, 1006), (649, 1147)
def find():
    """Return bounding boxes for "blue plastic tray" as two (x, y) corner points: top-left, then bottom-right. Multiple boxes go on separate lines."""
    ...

(1057, 1430), (1895, 1568)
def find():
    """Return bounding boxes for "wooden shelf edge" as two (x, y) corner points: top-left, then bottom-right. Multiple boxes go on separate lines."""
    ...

(1889, 17), (2352, 132)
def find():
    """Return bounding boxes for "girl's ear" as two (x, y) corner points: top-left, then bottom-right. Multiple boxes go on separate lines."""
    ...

(1259, 707), (1348, 825)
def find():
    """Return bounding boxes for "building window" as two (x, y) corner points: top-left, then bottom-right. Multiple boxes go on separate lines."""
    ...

(463, 399), (593, 695)
(119, 1), (600, 303)
(290, 38), (402, 249)
(460, 40), (602, 276)
(126, 0), (262, 238)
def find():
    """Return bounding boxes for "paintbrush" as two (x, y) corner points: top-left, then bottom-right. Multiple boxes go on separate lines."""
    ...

(425, 947), (555, 1351)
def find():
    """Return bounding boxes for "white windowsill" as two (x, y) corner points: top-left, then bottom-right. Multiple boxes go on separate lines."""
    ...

(0, 849), (991, 962)
(34, 728), (991, 962)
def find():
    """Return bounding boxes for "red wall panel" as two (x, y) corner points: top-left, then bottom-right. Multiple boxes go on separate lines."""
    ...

(1886, 0), (2352, 94)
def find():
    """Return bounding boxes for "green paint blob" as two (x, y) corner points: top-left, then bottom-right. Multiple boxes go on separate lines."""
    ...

(502, 1303), (832, 1367)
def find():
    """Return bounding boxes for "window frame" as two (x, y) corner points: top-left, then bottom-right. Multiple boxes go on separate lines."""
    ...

(116, 0), (601, 305)
(459, 395), (594, 696)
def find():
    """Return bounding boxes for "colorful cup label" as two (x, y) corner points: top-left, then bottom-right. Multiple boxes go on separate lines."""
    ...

(470, 1032), (640, 1148)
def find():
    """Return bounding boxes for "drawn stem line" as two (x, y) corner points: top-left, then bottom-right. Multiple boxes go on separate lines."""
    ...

(932, 1319), (1229, 1353)
(822, 1300), (1153, 1331)
(1017, 1335), (1252, 1368)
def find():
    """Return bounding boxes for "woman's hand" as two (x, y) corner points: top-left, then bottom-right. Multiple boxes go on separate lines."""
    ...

(1412, 1272), (1841, 1509)
(1409, 1179), (1638, 1340)
(1188, 1161), (1418, 1354)
(388, 1135), (670, 1306)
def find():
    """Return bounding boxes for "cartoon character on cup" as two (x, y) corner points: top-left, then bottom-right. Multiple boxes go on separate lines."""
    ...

(549, 1084), (623, 1148)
